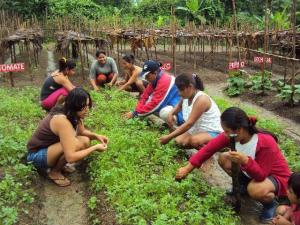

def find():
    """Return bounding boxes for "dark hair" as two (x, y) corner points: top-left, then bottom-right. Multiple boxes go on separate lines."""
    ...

(288, 172), (300, 199)
(96, 50), (106, 57)
(122, 54), (135, 64)
(175, 73), (204, 91)
(58, 58), (76, 72)
(51, 87), (92, 129)
(221, 107), (278, 142)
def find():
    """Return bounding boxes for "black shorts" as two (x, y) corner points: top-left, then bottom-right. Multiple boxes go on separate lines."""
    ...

(239, 172), (279, 194)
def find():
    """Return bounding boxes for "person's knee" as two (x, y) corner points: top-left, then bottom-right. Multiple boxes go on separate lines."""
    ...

(159, 106), (174, 122)
(276, 205), (288, 216)
(247, 181), (268, 200)
(76, 136), (90, 149)
(175, 136), (184, 145)
(175, 136), (189, 146)
(97, 74), (107, 85)
(218, 153), (227, 167)
(108, 73), (114, 81)
(190, 136), (202, 148)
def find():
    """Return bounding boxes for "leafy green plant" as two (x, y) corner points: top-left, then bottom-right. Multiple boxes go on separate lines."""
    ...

(276, 84), (300, 104)
(225, 71), (246, 97)
(0, 88), (44, 225)
(176, 0), (212, 24)
(249, 71), (274, 93)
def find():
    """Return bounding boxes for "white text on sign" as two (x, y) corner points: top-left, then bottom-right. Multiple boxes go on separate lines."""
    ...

(228, 61), (245, 70)
(0, 63), (25, 73)
(160, 62), (172, 71)
(253, 57), (272, 64)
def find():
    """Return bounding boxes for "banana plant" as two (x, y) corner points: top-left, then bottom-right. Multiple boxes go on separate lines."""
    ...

(176, 0), (212, 24)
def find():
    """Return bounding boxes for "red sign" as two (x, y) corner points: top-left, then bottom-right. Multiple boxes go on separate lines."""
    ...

(0, 63), (25, 73)
(228, 61), (245, 70)
(161, 62), (172, 71)
(254, 57), (272, 64)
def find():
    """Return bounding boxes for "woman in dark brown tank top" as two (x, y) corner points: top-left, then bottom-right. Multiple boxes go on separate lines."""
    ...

(27, 88), (109, 187)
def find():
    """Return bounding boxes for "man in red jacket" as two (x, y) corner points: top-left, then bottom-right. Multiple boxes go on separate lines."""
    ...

(125, 60), (183, 124)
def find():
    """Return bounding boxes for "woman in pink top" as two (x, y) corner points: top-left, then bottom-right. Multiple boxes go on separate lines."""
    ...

(176, 107), (291, 222)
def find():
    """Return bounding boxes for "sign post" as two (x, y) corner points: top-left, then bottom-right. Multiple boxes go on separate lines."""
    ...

(228, 61), (245, 70)
(0, 63), (25, 87)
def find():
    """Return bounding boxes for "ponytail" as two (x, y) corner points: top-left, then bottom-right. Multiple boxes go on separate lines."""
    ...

(193, 74), (204, 91)
(58, 58), (76, 72)
(175, 73), (204, 91)
(221, 107), (278, 142)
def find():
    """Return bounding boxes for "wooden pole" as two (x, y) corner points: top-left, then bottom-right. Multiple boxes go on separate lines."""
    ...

(262, 0), (270, 94)
(290, 0), (297, 105)
(232, 0), (241, 69)
(171, 8), (177, 75)
(9, 45), (15, 87)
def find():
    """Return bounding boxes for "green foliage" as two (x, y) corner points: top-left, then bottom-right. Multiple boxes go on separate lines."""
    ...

(0, 0), (48, 19)
(156, 15), (172, 27)
(49, 0), (111, 19)
(0, 88), (44, 225)
(133, 0), (179, 22)
(249, 71), (274, 93)
(86, 89), (239, 225)
(176, 0), (224, 25)
(225, 71), (246, 97)
(276, 82), (300, 104)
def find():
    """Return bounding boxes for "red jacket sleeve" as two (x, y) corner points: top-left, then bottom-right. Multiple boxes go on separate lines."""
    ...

(137, 84), (153, 107)
(189, 133), (229, 168)
(135, 75), (172, 116)
(241, 134), (277, 182)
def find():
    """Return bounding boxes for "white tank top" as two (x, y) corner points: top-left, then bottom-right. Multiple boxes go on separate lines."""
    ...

(182, 91), (223, 135)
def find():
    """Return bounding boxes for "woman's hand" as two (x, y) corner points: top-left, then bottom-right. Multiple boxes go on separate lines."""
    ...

(228, 151), (249, 165)
(123, 112), (134, 119)
(159, 135), (171, 145)
(93, 143), (107, 152)
(95, 134), (109, 144)
(116, 80), (126, 86)
(175, 163), (195, 181)
(107, 82), (113, 88)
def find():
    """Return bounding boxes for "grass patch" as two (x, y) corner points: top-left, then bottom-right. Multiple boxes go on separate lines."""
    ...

(0, 87), (44, 225)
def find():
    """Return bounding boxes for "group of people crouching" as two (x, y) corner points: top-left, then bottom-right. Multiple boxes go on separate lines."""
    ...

(27, 51), (299, 224)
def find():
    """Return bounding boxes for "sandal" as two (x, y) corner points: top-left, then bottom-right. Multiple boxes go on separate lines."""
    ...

(48, 175), (71, 187)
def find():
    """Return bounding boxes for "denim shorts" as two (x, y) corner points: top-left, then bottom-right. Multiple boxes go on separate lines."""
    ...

(27, 148), (48, 170)
(207, 131), (220, 138)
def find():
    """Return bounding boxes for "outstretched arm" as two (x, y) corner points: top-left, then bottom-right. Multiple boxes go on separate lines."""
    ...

(77, 120), (109, 144)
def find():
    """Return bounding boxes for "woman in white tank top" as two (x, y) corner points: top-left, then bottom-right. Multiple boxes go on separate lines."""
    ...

(159, 73), (223, 148)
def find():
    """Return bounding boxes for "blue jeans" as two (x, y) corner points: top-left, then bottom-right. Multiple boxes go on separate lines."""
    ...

(27, 148), (48, 170)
